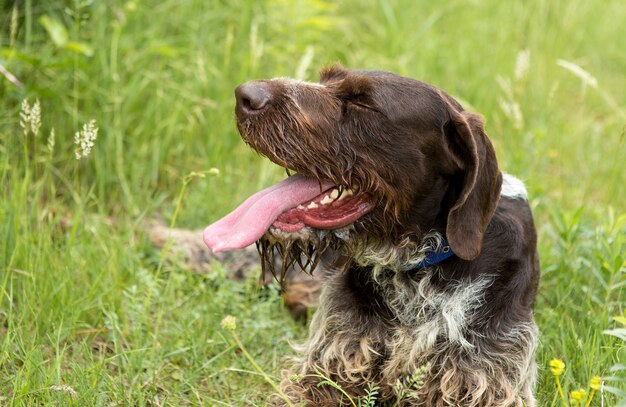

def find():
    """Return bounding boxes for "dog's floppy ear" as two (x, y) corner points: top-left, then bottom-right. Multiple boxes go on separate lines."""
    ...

(442, 98), (502, 260)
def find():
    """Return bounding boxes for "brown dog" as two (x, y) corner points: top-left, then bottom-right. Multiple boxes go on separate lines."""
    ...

(204, 65), (539, 406)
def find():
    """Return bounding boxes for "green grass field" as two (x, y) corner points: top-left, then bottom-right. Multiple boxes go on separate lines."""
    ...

(1, 0), (625, 405)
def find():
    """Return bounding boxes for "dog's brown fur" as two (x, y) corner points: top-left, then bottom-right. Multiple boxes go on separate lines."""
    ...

(228, 65), (539, 406)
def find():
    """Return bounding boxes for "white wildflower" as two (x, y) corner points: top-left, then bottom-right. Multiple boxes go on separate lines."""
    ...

(30, 99), (41, 136)
(498, 98), (524, 131)
(19, 99), (31, 137)
(74, 119), (99, 160)
(515, 49), (531, 80)
(557, 59), (598, 89)
(18, 98), (42, 137)
(47, 128), (55, 154)
(49, 384), (78, 399)
(495, 75), (513, 99)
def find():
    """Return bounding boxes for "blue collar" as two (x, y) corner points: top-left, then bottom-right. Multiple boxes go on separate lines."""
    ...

(403, 239), (455, 272)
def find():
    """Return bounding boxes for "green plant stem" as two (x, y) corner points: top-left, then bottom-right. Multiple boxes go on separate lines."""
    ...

(24, 0), (32, 47)
(555, 376), (567, 407)
(23, 135), (29, 169)
(146, 174), (193, 351)
(148, 171), (216, 361)
(155, 170), (216, 276)
(230, 331), (294, 407)
(110, 22), (135, 213)
(584, 389), (595, 407)
(154, 176), (190, 276)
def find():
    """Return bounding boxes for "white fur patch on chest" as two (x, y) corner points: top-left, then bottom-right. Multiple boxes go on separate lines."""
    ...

(501, 173), (528, 200)
(381, 270), (494, 354)
(412, 275), (493, 351)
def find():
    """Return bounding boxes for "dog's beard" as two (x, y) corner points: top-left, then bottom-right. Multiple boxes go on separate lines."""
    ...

(256, 227), (352, 288)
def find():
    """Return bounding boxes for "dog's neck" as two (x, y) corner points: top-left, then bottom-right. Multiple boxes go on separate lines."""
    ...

(353, 230), (447, 272)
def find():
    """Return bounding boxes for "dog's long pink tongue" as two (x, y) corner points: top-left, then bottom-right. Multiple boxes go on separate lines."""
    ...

(203, 175), (332, 253)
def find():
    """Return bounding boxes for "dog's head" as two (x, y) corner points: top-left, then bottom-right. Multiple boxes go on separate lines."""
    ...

(204, 65), (502, 275)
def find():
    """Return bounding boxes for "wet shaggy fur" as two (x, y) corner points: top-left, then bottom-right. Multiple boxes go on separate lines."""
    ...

(233, 65), (540, 406)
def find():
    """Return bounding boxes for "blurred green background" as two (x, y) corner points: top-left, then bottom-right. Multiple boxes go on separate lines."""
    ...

(1, 0), (625, 405)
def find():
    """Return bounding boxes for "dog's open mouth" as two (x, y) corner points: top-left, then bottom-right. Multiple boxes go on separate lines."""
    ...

(203, 174), (375, 253)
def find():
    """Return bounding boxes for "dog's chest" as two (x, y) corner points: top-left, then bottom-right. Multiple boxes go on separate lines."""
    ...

(373, 268), (493, 352)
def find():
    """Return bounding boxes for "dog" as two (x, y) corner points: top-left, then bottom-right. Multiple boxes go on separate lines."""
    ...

(203, 65), (540, 406)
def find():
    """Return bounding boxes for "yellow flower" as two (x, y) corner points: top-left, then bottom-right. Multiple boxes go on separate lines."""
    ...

(220, 315), (237, 331)
(590, 376), (602, 390)
(570, 388), (586, 403)
(549, 358), (565, 376)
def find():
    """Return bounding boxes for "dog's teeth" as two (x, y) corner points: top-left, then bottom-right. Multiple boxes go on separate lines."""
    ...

(319, 195), (334, 205)
(329, 189), (339, 199)
(297, 204), (305, 210)
(337, 188), (354, 200)
(307, 202), (319, 209)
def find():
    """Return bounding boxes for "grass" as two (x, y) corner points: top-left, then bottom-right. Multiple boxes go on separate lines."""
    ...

(0, 0), (625, 405)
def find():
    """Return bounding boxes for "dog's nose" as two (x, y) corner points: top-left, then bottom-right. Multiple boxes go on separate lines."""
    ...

(235, 81), (270, 117)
